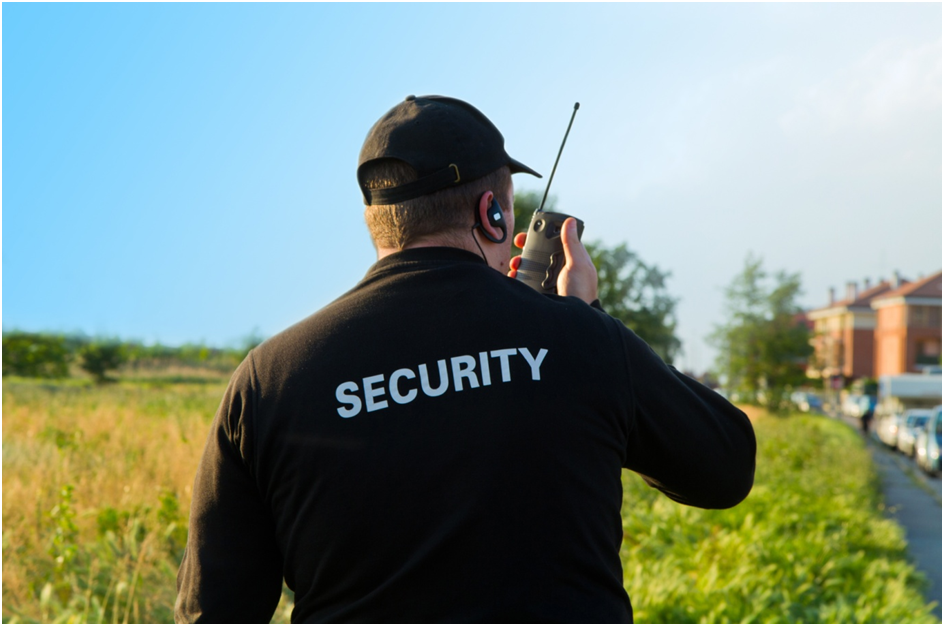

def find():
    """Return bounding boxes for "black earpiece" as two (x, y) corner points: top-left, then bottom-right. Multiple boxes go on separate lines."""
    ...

(476, 198), (507, 244)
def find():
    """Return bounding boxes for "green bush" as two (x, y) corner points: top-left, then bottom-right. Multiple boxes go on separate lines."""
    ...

(2, 332), (71, 378)
(78, 342), (127, 383)
(2, 331), (256, 381)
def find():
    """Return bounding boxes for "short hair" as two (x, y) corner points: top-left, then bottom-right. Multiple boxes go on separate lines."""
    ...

(361, 160), (512, 250)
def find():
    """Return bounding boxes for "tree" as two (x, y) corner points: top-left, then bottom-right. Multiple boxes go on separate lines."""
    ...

(709, 254), (813, 412)
(2, 332), (71, 378)
(513, 192), (681, 363)
(586, 243), (681, 363)
(78, 341), (126, 384)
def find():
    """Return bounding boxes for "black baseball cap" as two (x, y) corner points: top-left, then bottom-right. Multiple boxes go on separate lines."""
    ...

(357, 95), (542, 206)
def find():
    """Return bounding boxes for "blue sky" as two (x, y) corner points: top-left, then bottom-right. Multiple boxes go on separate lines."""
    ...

(4, 3), (941, 373)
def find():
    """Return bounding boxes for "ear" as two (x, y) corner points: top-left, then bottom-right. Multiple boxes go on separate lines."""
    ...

(477, 191), (507, 244)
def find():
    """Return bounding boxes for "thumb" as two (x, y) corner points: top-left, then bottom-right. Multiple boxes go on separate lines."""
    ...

(556, 217), (598, 304)
(560, 218), (582, 266)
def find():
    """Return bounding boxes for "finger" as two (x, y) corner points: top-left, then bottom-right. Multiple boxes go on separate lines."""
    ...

(513, 232), (527, 250)
(509, 255), (522, 271)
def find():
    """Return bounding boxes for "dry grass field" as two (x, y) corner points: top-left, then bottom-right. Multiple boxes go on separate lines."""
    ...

(2, 375), (294, 623)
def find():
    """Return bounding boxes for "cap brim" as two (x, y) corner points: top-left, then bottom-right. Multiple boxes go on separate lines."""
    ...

(508, 156), (542, 179)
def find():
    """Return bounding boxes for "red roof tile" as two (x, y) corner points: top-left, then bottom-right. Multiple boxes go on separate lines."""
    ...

(811, 281), (899, 312)
(873, 270), (943, 301)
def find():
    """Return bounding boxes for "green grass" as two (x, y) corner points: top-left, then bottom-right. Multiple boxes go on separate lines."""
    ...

(620, 412), (938, 623)
(2, 379), (937, 623)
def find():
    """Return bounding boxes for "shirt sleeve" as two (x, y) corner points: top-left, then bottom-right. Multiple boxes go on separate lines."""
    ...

(175, 354), (284, 623)
(614, 322), (756, 509)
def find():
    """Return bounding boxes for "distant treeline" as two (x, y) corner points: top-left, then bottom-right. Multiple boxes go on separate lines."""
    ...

(2, 331), (259, 382)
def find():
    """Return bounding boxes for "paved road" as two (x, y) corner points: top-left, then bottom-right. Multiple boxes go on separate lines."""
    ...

(839, 415), (942, 619)
(869, 443), (942, 619)
(922, 458), (944, 503)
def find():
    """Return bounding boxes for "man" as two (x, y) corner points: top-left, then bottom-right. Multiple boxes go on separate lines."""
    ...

(176, 95), (756, 623)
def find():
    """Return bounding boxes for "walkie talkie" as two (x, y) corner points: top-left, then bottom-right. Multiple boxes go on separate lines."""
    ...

(515, 103), (584, 295)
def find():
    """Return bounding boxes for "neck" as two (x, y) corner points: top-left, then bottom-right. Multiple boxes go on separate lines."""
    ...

(375, 240), (471, 260)
(376, 232), (507, 271)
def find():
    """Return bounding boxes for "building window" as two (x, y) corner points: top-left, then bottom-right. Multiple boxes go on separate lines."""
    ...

(909, 306), (943, 328)
(916, 339), (942, 366)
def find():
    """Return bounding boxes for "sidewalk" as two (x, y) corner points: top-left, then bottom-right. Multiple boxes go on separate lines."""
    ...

(837, 414), (942, 619)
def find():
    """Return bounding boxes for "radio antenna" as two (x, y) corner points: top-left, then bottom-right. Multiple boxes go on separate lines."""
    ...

(537, 102), (580, 213)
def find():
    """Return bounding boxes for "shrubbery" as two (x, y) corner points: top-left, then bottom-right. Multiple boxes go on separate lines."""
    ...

(2, 333), (71, 378)
(1, 331), (254, 382)
(78, 342), (127, 383)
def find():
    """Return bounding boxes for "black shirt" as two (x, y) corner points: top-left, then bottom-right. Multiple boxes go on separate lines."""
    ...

(176, 247), (755, 623)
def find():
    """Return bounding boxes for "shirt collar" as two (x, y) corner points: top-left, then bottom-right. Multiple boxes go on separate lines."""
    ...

(366, 247), (488, 278)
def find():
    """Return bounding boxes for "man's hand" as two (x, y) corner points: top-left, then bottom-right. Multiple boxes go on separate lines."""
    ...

(508, 217), (599, 305)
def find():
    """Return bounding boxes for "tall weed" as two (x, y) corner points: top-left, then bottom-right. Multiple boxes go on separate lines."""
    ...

(2, 379), (293, 624)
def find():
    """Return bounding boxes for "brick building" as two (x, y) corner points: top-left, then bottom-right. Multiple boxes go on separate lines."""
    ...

(872, 271), (943, 376)
(807, 279), (897, 381)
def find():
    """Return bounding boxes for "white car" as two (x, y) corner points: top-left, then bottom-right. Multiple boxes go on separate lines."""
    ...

(896, 409), (933, 457)
(842, 394), (863, 417)
(791, 391), (823, 413)
(915, 406), (942, 476)
(877, 413), (905, 448)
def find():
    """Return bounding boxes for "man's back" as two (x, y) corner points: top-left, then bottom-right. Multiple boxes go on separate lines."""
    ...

(176, 247), (755, 623)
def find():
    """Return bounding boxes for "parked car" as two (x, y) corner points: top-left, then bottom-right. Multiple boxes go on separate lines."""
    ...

(915, 406), (942, 476)
(842, 394), (876, 418)
(843, 394), (863, 417)
(842, 393), (861, 417)
(877, 413), (906, 448)
(896, 409), (933, 457)
(791, 391), (823, 413)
